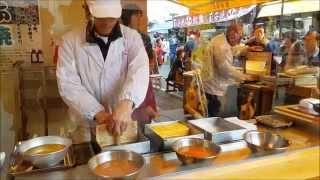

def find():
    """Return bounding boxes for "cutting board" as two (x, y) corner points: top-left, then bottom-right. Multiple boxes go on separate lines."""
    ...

(274, 105), (320, 125)
(96, 121), (138, 147)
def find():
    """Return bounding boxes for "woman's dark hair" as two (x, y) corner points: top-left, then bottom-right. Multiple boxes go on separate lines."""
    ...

(121, 4), (143, 26)
(290, 40), (306, 56)
(283, 31), (298, 43)
(82, 1), (91, 21)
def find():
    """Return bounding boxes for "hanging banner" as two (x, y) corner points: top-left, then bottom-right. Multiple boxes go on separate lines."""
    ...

(173, 5), (255, 28)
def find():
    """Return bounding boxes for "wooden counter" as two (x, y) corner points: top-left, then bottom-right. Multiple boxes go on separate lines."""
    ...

(163, 147), (320, 180)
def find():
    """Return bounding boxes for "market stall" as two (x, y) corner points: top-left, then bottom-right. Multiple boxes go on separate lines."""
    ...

(1, 0), (319, 179)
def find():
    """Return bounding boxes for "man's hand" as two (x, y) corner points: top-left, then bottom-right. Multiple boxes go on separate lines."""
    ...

(94, 111), (113, 133)
(95, 111), (112, 124)
(241, 74), (255, 82)
(111, 100), (134, 135)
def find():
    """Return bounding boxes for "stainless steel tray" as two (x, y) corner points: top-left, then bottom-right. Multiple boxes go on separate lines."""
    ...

(101, 133), (150, 154)
(7, 144), (76, 177)
(189, 117), (250, 144)
(145, 120), (204, 152)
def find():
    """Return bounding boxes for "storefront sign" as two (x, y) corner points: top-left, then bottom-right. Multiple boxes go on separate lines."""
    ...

(0, 0), (39, 25)
(173, 5), (255, 28)
(0, 25), (12, 46)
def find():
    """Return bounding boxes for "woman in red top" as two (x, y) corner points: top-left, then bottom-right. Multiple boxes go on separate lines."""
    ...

(155, 38), (164, 65)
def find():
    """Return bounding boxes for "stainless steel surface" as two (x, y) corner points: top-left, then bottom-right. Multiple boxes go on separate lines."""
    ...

(145, 120), (204, 152)
(171, 138), (221, 165)
(18, 136), (72, 168)
(13, 122), (320, 180)
(88, 150), (145, 179)
(9, 142), (22, 169)
(189, 117), (251, 143)
(244, 130), (290, 153)
(101, 134), (150, 154)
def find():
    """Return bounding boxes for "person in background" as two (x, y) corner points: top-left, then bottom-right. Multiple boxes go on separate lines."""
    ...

(202, 23), (252, 117)
(184, 34), (196, 58)
(303, 31), (319, 66)
(169, 34), (178, 68)
(279, 31), (298, 70)
(161, 36), (170, 63)
(247, 26), (280, 74)
(166, 48), (185, 83)
(284, 41), (307, 71)
(121, 4), (157, 131)
(246, 27), (269, 51)
(56, 0), (149, 144)
(155, 38), (164, 65)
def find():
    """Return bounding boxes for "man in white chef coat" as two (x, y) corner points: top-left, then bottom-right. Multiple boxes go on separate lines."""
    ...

(56, 0), (149, 144)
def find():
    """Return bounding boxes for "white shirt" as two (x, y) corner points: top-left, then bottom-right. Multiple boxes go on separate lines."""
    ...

(56, 24), (149, 128)
(202, 33), (246, 96)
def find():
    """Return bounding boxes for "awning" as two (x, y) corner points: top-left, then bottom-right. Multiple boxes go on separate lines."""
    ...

(170, 0), (274, 15)
(148, 21), (173, 33)
(257, 0), (320, 18)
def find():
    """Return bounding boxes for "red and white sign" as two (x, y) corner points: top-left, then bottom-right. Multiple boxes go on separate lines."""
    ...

(173, 5), (256, 28)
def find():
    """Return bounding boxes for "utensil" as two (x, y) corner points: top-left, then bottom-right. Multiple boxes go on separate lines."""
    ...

(244, 130), (289, 153)
(18, 136), (72, 168)
(172, 138), (221, 165)
(0, 152), (5, 169)
(88, 150), (145, 179)
(312, 103), (320, 113)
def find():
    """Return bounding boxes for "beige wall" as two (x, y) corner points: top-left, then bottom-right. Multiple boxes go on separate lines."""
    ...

(0, 0), (147, 65)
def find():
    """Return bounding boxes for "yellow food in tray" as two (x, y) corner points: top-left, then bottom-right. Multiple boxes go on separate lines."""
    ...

(151, 122), (190, 139)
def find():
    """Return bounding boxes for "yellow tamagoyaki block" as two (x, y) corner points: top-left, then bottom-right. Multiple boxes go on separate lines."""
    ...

(151, 122), (190, 138)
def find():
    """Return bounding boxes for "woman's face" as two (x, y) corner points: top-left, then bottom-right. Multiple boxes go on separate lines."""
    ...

(129, 13), (142, 30)
(283, 38), (292, 49)
(94, 17), (117, 36)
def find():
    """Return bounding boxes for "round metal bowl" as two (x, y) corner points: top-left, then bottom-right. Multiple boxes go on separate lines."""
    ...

(244, 130), (290, 153)
(88, 150), (145, 179)
(172, 138), (221, 165)
(18, 136), (72, 168)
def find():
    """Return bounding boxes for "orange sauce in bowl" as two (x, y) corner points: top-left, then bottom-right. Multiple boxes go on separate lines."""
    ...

(24, 144), (65, 156)
(93, 160), (139, 177)
(177, 146), (216, 158)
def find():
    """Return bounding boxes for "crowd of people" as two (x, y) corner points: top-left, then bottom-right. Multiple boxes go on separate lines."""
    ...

(164, 24), (319, 85)
(161, 23), (319, 118)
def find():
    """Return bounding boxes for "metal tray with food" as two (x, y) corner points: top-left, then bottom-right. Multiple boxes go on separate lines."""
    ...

(145, 120), (204, 152)
(189, 117), (254, 144)
(255, 115), (293, 128)
(101, 133), (151, 154)
(7, 143), (75, 177)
